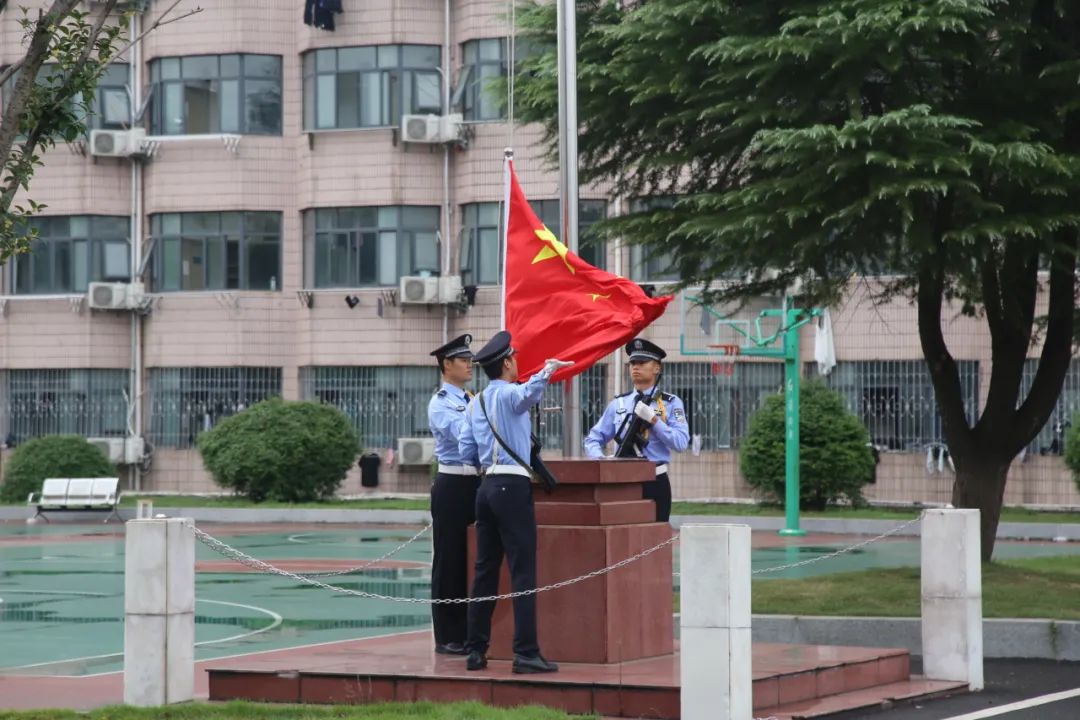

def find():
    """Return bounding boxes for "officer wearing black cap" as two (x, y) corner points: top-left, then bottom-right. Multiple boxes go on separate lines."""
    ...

(427, 333), (479, 656)
(584, 338), (688, 522)
(458, 330), (572, 674)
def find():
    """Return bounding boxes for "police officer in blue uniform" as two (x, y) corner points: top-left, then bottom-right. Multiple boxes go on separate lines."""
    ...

(459, 330), (572, 674)
(584, 338), (689, 522)
(427, 333), (479, 656)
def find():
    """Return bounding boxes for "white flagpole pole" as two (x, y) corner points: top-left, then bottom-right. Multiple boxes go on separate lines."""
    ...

(500, 148), (513, 329)
(557, 0), (581, 456)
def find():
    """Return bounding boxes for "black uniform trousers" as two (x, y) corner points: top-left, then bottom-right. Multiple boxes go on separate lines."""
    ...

(642, 471), (672, 523)
(466, 474), (540, 658)
(430, 472), (480, 646)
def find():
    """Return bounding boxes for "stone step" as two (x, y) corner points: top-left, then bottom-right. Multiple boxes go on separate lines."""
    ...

(766, 677), (969, 719)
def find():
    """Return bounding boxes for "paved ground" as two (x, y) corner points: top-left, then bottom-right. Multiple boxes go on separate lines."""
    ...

(829, 659), (1080, 719)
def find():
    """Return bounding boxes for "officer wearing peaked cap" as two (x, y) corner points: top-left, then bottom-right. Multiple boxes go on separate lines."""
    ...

(584, 338), (689, 522)
(458, 330), (573, 674)
(427, 333), (479, 656)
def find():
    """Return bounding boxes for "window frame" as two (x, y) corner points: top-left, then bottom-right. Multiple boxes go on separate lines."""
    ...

(302, 44), (442, 132)
(150, 211), (282, 293)
(149, 54), (283, 136)
(10, 215), (130, 295)
(303, 206), (441, 289)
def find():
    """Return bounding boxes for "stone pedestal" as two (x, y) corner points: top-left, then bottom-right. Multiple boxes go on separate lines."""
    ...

(467, 459), (674, 664)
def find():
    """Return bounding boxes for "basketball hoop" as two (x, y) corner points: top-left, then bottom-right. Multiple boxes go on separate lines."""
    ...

(709, 344), (740, 377)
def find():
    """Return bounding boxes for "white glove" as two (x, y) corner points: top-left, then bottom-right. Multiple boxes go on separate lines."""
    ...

(542, 358), (575, 376)
(634, 401), (657, 424)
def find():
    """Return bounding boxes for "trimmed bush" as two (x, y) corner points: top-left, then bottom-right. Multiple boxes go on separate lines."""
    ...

(1, 435), (116, 503)
(197, 397), (360, 502)
(739, 379), (875, 510)
(1063, 416), (1080, 491)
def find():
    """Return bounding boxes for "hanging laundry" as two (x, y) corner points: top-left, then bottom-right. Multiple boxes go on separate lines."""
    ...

(304, 0), (343, 31)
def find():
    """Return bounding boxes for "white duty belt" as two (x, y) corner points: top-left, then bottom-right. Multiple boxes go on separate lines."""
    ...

(655, 463), (669, 475)
(484, 464), (532, 478)
(438, 464), (479, 476)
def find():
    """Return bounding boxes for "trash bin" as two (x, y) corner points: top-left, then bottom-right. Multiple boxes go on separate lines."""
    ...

(359, 452), (381, 488)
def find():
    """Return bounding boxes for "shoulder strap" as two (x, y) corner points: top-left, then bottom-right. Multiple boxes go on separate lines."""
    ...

(478, 390), (533, 475)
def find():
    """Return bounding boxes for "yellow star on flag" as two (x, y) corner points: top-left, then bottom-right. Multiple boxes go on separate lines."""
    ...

(589, 293), (611, 302)
(531, 226), (575, 274)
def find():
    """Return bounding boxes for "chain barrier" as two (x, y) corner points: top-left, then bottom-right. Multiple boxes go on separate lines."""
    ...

(674, 513), (924, 578)
(191, 525), (680, 604)
(293, 522), (433, 578)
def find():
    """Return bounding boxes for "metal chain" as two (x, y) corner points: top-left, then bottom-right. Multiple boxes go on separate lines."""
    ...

(191, 525), (680, 604)
(294, 522), (433, 578)
(672, 514), (924, 578)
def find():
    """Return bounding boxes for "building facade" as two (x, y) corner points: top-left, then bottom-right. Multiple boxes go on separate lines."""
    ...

(1, 0), (1079, 507)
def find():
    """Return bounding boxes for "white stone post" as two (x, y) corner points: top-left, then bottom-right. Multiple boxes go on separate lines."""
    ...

(921, 509), (983, 690)
(680, 524), (752, 720)
(124, 517), (195, 706)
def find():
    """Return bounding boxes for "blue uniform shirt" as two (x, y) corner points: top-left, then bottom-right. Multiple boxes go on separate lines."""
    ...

(583, 386), (690, 463)
(428, 382), (473, 465)
(459, 371), (551, 469)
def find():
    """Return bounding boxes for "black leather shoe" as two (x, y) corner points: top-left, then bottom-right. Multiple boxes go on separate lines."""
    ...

(435, 642), (467, 656)
(466, 650), (488, 671)
(512, 653), (559, 674)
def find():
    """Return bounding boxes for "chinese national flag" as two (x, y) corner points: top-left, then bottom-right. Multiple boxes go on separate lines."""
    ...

(504, 160), (672, 383)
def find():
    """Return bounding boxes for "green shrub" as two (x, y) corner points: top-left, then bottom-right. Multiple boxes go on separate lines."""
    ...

(739, 379), (875, 510)
(1063, 417), (1080, 491)
(197, 397), (360, 502)
(1, 435), (116, 503)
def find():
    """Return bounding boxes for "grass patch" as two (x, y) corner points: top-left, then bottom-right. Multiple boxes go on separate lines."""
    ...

(671, 501), (1080, 525)
(0, 701), (586, 720)
(116, 496), (431, 511)
(675, 554), (1080, 620)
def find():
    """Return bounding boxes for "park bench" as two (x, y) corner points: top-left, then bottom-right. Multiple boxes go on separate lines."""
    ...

(26, 477), (122, 523)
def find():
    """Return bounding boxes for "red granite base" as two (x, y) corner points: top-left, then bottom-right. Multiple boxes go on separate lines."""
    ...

(205, 631), (968, 719)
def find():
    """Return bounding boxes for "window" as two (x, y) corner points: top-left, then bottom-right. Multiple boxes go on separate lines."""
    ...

(0, 369), (128, 445)
(302, 45), (441, 130)
(147, 367), (281, 449)
(662, 361), (784, 450)
(1021, 359), (1080, 456)
(629, 197), (680, 282)
(11, 216), (129, 295)
(150, 54), (282, 135)
(459, 199), (607, 286)
(304, 206), (440, 288)
(459, 39), (506, 121)
(0, 63), (129, 132)
(150, 212), (281, 292)
(300, 366), (436, 449)
(809, 360), (980, 451)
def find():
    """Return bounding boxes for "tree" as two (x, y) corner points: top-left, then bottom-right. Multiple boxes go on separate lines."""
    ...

(0, 0), (198, 263)
(197, 398), (361, 503)
(513, 0), (1080, 560)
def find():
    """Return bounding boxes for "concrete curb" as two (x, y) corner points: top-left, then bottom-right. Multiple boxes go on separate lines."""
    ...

(749, 615), (1080, 662)
(3, 506), (1080, 541)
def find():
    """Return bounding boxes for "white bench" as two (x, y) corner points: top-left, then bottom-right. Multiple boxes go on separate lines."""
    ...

(27, 477), (122, 523)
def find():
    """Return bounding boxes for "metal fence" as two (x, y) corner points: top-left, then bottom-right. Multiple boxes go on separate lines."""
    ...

(1022, 359), (1080, 456)
(0, 369), (129, 445)
(809, 360), (980, 451)
(300, 366), (440, 450)
(147, 367), (282, 449)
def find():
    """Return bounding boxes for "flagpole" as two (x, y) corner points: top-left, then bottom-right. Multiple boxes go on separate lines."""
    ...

(500, 148), (513, 329)
(557, 0), (581, 457)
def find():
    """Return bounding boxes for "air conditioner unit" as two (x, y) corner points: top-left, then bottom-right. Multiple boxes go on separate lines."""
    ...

(440, 113), (464, 142)
(397, 437), (435, 466)
(88, 437), (144, 465)
(88, 281), (145, 311)
(399, 276), (440, 304)
(401, 114), (442, 143)
(438, 275), (463, 304)
(89, 128), (146, 158)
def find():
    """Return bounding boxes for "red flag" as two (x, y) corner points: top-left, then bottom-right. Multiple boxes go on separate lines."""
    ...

(504, 160), (672, 383)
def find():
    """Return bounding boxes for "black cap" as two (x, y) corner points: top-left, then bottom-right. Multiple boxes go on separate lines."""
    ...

(473, 330), (514, 366)
(430, 333), (473, 360)
(626, 337), (666, 362)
